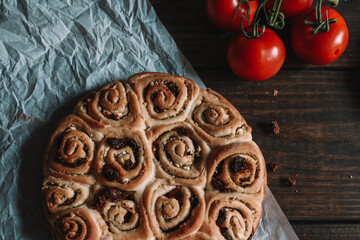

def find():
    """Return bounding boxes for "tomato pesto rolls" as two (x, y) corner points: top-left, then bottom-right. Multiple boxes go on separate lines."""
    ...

(42, 72), (266, 240)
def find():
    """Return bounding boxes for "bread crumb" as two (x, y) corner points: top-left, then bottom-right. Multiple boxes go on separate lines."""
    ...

(270, 120), (280, 135)
(287, 177), (296, 187)
(268, 163), (278, 172)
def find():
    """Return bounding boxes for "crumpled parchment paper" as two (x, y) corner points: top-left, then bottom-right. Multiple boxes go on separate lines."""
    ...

(0, 0), (297, 239)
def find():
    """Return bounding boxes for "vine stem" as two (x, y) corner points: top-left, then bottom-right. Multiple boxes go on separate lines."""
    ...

(304, 0), (338, 34)
(264, 0), (285, 30)
(233, 0), (258, 26)
(241, 0), (267, 39)
(233, 0), (250, 23)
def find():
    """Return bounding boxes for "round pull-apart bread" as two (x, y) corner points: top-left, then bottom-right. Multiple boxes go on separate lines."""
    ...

(42, 72), (266, 240)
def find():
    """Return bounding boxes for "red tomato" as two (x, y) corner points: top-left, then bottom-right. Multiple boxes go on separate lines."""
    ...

(226, 28), (285, 81)
(205, 0), (259, 31)
(265, 0), (314, 19)
(291, 7), (349, 65)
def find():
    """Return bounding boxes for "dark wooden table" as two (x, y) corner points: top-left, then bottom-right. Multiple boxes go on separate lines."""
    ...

(150, 0), (360, 239)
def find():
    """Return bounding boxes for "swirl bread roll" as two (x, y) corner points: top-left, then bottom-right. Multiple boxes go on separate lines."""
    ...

(44, 115), (103, 184)
(94, 129), (153, 191)
(129, 72), (199, 127)
(143, 179), (205, 240)
(187, 89), (252, 146)
(147, 122), (210, 187)
(207, 141), (266, 201)
(201, 193), (262, 240)
(49, 208), (109, 240)
(75, 81), (145, 130)
(42, 176), (90, 217)
(91, 186), (152, 240)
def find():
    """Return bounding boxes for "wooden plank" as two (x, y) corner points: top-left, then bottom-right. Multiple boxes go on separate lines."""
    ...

(292, 223), (360, 240)
(150, 0), (360, 69)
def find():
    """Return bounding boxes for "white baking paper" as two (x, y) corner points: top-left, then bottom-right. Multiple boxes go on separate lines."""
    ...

(253, 187), (299, 239)
(0, 0), (297, 239)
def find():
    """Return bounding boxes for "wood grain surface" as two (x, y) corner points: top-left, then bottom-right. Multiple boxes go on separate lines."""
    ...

(150, 0), (360, 239)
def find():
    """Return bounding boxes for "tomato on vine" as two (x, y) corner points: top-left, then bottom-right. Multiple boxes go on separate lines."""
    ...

(205, 0), (259, 31)
(227, 0), (285, 81)
(291, 0), (349, 65)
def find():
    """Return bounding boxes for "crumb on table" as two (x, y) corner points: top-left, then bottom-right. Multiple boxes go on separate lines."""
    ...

(268, 163), (278, 172)
(270, 120), (280, 135)
(287, 177), (296, 187)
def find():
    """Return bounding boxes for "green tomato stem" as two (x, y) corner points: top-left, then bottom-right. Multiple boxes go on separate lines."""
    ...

(233, 0), (251, 26)
(304, 0), (337, 34)
(264, 0), (285, 30)
(241, 0), (266, 39)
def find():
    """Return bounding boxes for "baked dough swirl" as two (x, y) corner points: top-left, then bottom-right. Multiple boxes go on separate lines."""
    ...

(207, 142), (266, 197)
(129, 72), (199, 127)
(91, 187), (152, 240)
(147, 122), (210, 187)
(75, 81), (145, 130)
(44, 115), (102, 184)
(144, 179), (205, 240)
(94, 129), (153, 191)
(202, 193), (262, 240)
(42, 176), (90, 215)
(51, 208), (104, 240)
(187, 89), (252, 146)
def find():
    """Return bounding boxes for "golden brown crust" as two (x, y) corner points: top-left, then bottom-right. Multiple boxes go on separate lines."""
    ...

(181, 231), (213, 240)
(93, 129), (154, 191)
(129, 72), (199, 128)
(43, 115), (103, 184)
(43, 72), (266, 240)
(42, 176), (91, 218)
(74, 81), (145, 130)
(89, 185), (153, 240)
(201, 192), (262, 240)
(49, 208), (108, 240)
(146, 122), (210, 187)
(144, 179), (205, 240)
(186, 89), (252, 147)
(108, 201), (153, 240)
(206, 141), (266, 200)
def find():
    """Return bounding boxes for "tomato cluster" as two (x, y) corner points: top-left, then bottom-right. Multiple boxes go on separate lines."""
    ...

(205, 0), (349, 81)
